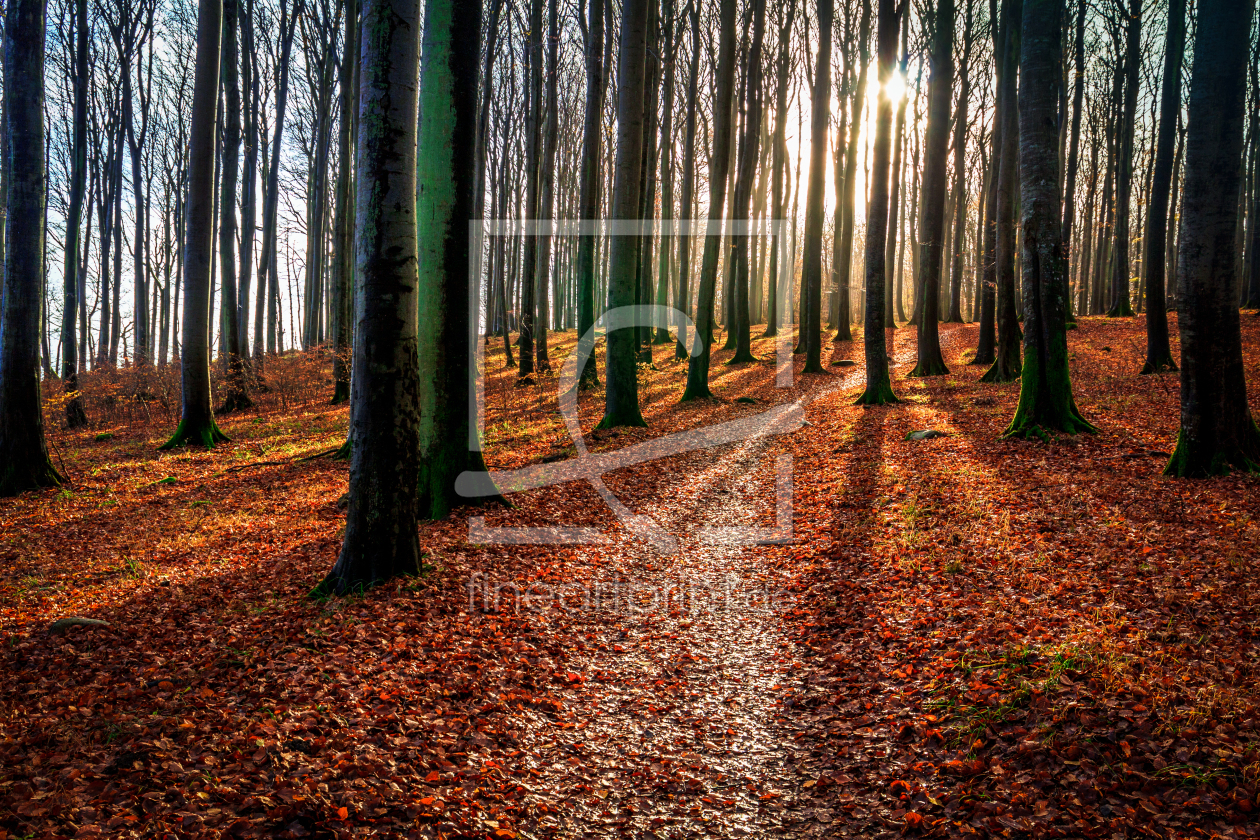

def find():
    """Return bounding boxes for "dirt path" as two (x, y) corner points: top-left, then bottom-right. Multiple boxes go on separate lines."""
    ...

(505, 342), (926, 838)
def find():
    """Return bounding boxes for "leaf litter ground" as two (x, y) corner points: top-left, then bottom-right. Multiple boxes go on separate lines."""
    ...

(2, 316), (1259, 839)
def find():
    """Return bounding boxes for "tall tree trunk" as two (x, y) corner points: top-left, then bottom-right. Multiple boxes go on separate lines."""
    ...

(0, 0), (62, 495)
(329, 0), (358, 403)
(857, 0), (900, 402)
(945, 0), (974, 324)
(800, 0), (833, 374)
(1006, 0), (1095, 437)
(653, 0), (677, 345)
(319, 0), (425, 593)
(673, 2), (701, 357)
(534, 0), (559, 372)
(238, 0), (258, 355)
(910, 0), (954, 377)
(1106, 0), (1140, 317)
(681, 0), (737, 401)
(1139, 0), (1183, 373)
(728, 0), (767, 364)
(255, 0), (297, 359)
(1059, 0), (1084, 323)
(516, 0), (543, 382)
(62, 0), (89, 427)
(597, 0), (651, 425)
(217, 0), (252, 410)
(981, 0), (1022, 382)
(835, 0), (871, 342)
(885, 23), (908, 328)
(1164, 0), (1260, 477)
(415, 0), (500, 518)
(576, 0), (604, 382)
(160, 0), (230, 449)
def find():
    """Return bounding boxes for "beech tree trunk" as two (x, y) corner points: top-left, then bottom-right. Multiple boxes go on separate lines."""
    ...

(946, 0), (974, 324)
(1140, 0), (1183, 373)
(319, 0), (425, 593)
(160, 0), (229, 449)
(681, 0), (737, 401)
(800, 0), (833, 374)
(1164, 0), (1260, 477)
(1005, 0), (1094, 438)
(597, 0), (651, 426)
(576, 0), (604, 382)
(329, 0), (358, 403)
(909, 0), (953, 377)
(728, 0), (767, 364)
(0, 0), (62, 495)
(857, 0), (900, 403)
(1106, 0), (1140, 318)
(981, 0), (1022, 383)
(61, 0), (89, 428)
(217, 0), (252, 411)
(835, 0), (871, 342)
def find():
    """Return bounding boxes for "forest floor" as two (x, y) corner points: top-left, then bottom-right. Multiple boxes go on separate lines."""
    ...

(2, 314), (1260, 839)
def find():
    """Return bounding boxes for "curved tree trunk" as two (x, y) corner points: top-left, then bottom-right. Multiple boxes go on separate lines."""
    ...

(319, 0), (425, 593)
(1164, 0), (1260, 477)
(0, 0), (62, 495)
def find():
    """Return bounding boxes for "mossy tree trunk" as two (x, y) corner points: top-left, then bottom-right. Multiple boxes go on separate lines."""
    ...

(1005, 0), (1096, 440)
(0, 0), (62, 496)
(160, 0), (229, 450)
(415, 0), (502, 520)
(856, 0), (899, 404)
(1164, 0), (1260, 478)
(597, 0), (651, 426)
(681, 0), (737, 401)
(909, 0), (953, 378)
(318, 0), (425, 594)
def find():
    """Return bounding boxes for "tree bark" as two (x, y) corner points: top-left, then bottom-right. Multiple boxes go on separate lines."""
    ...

(1139, 0), (1183, 373)
(681, 0), (737, 401)
(0, 0), (62, 495)
(835, 0), (871, 343)
(319, 0), (424, 593)
(1164, 0), (1260, 477)
(1106, 0), (1140, 317)
(217, 0), (252, 411)
(576, 0), (604, 383)
(597, 0), (651, 425)
(800, 0), (833, 374)
(61, 0), (89, 427)
(1005, 0), (1095, 438)
(160, 0), (230, 449)
(329, 0), (358, 403)
(856, 0), (900, 403)
(728, 0), (767, 364)
(910, 0), (954, 377)
(981, 0), (1022, 382)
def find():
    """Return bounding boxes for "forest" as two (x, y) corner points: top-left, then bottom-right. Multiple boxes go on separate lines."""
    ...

(1, 0), (1260, 834)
